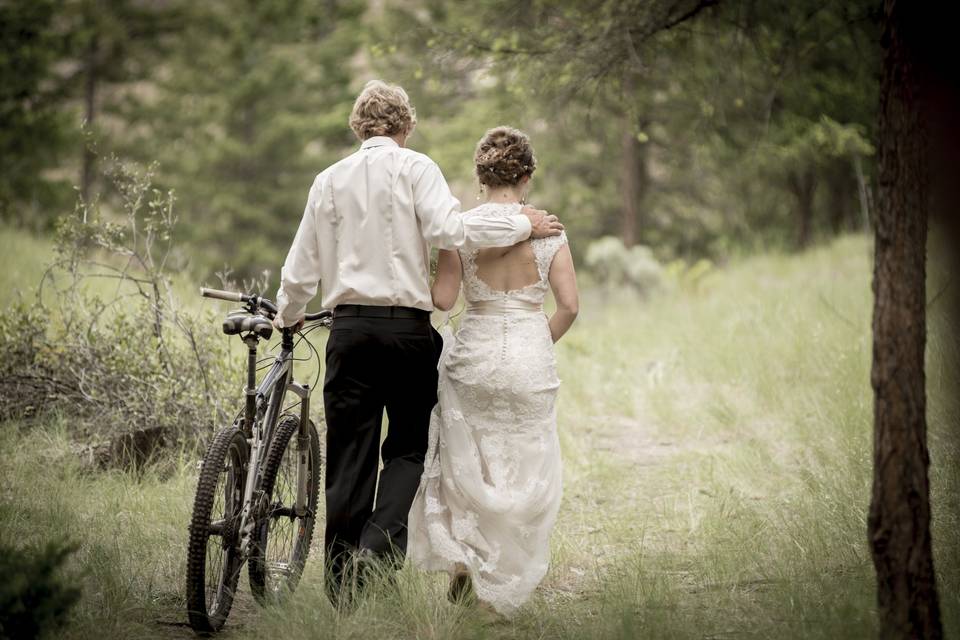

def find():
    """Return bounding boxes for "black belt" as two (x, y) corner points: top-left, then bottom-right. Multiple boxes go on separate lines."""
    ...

(333, 304), (430, 320)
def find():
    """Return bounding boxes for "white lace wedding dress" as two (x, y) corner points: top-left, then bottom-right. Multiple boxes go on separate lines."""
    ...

(408, 202), (567, 615)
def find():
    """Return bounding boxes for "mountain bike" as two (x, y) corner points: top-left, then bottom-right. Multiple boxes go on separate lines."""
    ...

(186, 287), (331, 634)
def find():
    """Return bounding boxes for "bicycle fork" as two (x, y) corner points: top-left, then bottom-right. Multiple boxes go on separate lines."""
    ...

(286, 380), (311, 518)
(233, 335), (311, 557)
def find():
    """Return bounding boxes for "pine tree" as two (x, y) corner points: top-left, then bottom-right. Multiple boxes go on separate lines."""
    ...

(131, 0), (366, 280)
(0, 0), (72, 225)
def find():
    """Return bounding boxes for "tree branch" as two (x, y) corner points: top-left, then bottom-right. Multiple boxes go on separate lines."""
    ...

(661, 0), (722, 32)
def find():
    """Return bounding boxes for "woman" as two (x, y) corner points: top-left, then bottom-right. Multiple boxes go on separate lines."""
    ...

(407, 126), (579, 615)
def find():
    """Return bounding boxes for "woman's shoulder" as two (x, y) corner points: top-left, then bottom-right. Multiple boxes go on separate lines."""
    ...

(532, 229), (569, 247)
(531, 230), (569, 271)
(462, 202), (522, 218)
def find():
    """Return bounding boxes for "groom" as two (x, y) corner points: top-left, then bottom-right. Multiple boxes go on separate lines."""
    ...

(274, 80), (563, 600)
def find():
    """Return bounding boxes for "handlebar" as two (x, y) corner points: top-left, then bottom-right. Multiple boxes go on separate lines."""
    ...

(303, 310), (331, 321)
(199, 287), (243, 303)
(200, 287), (331, 323)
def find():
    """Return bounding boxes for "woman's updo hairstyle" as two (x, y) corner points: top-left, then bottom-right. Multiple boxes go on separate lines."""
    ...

(474, 126), (537, 188)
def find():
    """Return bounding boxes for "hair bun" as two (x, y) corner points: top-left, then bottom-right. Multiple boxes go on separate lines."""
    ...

(474, 126), (537, 188)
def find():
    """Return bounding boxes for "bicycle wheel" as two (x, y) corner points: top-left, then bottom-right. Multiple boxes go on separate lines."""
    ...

(186, 426), (248, 633)
(249, 415), (322, 604)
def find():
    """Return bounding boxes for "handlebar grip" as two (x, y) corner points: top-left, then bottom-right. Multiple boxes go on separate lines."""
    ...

(200, 287), (244, 302)
(304, 310), (333, 321)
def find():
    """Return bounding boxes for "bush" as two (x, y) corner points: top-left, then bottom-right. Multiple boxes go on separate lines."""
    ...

(0, 542), (81, 640)
(0, 159), (240, 463)
(584, 235), (665, 296)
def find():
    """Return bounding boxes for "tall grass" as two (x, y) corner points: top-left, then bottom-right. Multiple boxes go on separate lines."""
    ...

(0, 231), (956, 638)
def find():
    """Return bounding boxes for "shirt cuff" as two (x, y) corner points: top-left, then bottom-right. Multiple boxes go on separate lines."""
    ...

(275, 290), (306, 328)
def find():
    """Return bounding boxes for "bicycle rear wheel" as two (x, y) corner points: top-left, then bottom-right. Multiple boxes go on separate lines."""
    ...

(249, 415), (322, 604)
(186, 426), (248, 633)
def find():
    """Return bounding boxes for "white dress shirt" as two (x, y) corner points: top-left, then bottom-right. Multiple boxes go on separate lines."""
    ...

(275, 136), (532, 326)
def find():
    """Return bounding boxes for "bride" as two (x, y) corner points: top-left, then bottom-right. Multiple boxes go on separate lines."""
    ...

(407, 126), (579, 614)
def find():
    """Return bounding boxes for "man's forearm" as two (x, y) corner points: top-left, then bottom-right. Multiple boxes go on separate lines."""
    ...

(275, 271), (315, 328)
(460, 214), (531, 249)
(275, 180), (322, 327)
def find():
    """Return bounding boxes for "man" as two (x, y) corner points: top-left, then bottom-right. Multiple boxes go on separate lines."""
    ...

(274, 80), (563, 600)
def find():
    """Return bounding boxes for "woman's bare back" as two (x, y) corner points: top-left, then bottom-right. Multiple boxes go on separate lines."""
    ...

(473, 241), (540, 293)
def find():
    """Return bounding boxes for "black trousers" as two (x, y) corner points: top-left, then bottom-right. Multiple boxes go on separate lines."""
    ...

(322, 306), (442, 595)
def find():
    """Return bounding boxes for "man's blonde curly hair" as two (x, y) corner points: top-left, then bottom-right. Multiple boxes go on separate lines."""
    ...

(349, 80), (417, 141)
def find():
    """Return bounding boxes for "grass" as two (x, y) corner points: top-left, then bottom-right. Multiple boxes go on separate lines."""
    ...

(0, 225), (55, 300)
(0, 228), (957, 639)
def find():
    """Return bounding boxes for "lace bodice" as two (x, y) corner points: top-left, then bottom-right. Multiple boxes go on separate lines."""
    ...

(459, 203), (568, 305)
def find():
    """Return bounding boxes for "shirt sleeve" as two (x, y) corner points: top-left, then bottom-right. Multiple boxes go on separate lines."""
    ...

(275, 177), (323, 327)
(413, 160), (531, 250)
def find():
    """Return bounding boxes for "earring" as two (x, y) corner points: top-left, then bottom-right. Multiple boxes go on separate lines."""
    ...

(476, 184), (484, 201)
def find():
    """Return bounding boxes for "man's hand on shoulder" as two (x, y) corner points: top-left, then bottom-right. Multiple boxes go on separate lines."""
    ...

(521, 205), (564, 239)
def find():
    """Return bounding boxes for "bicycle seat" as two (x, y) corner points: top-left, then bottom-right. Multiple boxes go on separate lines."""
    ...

(223, 311), (273, 340)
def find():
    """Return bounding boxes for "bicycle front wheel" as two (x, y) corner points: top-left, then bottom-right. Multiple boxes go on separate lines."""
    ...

(186, 426), (248, 633)
(249, 415), (322, 604)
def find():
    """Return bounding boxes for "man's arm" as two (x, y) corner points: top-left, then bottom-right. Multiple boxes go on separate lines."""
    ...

(275, 178), (323, 328)
(413, 160), (562, 249)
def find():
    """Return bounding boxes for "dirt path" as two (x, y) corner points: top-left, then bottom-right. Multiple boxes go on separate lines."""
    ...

(153, 587), (257, 639)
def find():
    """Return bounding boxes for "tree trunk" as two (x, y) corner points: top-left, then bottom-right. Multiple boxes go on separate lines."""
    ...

(868, 1), (942, 638)
(827, 161), (851, 235)
(619, 115), (650, 248)
(787, 168), (816, 249)
(619, 70), (650, 247)
(80, 33), (98, 203)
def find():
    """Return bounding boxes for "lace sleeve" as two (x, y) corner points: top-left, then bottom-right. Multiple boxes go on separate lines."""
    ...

(533, 231), (569, 281)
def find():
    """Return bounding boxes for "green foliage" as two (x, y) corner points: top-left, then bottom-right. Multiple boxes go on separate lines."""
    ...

(584, 235), (664, 296)
(3, 0), (880, 277)
(0, 297), (234, 443)
(0, 0), (74, 226)
(125, 0), (366, 280)
(0, 541), (81, 640)
(378, 0), (879, 260)
(0, 159), (238, 448)
(1, 0), (184, 225)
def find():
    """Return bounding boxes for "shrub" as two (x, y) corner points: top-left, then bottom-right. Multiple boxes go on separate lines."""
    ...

(0, 158), (241, 462)
(584, 235), (665, 296)
(0, 542), (81, 640)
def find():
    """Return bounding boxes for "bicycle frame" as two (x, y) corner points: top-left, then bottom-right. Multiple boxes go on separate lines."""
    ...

(235, 329), (312, 557)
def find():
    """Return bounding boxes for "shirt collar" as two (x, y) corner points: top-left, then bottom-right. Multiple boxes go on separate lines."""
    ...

(360, 136), (399, 150)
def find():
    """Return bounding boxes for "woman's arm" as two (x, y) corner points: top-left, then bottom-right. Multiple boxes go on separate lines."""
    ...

(431, 249), (462, 311)
(547, 244), (579, 342)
